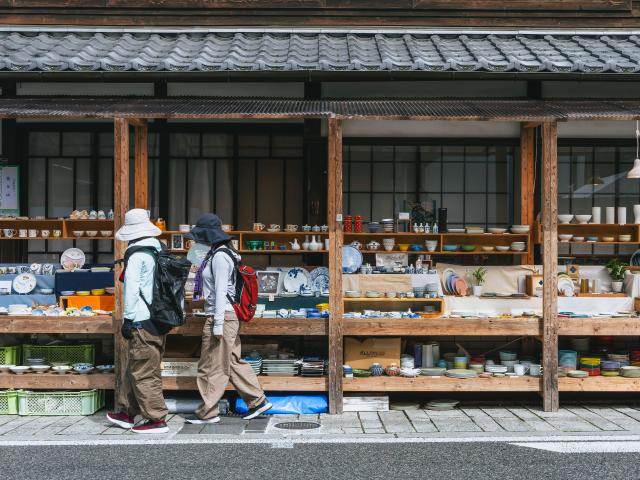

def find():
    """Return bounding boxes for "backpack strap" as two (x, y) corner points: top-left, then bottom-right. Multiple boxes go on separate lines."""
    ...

(211, 247), (239, 304)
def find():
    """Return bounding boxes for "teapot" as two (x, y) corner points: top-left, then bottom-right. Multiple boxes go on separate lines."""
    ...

(350, 240), (362, 250)
(366, 240), (380, 251)
(290, 238), (301, 250)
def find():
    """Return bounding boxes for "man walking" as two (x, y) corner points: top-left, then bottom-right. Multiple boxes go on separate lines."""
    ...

(106, 209), (171, 434)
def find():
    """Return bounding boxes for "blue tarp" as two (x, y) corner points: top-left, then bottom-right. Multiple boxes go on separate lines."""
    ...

(235, 394), (328, 415)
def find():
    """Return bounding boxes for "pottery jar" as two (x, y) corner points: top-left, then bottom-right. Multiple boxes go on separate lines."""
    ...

(343, 215), (353, 232)
(385, 363), (400, 376)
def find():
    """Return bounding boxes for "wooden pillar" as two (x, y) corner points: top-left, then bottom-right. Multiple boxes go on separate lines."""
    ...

(520, 124), (535, 265)
(327, 117), (344, 414)
(541, 122), (559, 412)
(134, 120), (148, 210)
(113, 118), (130, 405)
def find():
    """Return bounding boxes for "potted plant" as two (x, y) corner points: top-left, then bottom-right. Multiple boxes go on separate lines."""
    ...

(471, 267), (487, 296)
(606, 258), (629, 293)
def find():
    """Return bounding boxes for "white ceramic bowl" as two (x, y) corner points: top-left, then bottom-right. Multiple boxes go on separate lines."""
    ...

(510, 245), (526, 251)
(558, 234), (573, 242)
(602, 236), (615, 242)
(487, 228), (507, 234)
(85, 230), (98, 237)
(52, 366), (71, 374)
(574, 214), (592, 224)
(100, 230), (113, 237)
(619, 235), (632, 242)
(10, 366), (30, 374)
(0, 364), (15, 373)
(481, 246), (495, 252)
(510, 226), (530, 234)
(383, 245), (394, 251)
(344, 290), (362, 298)
(496, 246), (510, 252)
(558, 214), (574, 224)
(573, 236), (585, 242)
(30, 365), (51, 372)
(73, 230), (84, 237)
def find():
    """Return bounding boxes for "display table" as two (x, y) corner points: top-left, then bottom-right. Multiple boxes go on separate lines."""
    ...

(0, 274), (56, 307)
(54, 270), (114, 295)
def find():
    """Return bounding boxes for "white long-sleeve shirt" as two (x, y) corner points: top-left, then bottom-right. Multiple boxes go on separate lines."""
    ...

(202, 247), (240, 335)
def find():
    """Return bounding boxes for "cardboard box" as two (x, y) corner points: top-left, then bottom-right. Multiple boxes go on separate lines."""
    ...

(161, 358), (198, 377)
(344, 337), (401, 369)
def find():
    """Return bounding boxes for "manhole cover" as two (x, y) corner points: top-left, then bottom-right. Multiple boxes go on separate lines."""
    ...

(274, 421), (321, 430)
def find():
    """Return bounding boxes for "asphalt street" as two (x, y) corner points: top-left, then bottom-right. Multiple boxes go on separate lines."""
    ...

(0, 442), (636, 480)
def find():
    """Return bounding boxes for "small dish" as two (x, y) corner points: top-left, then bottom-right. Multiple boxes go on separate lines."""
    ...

(0, 364), (16, 373)
(85, 230), (98, 237)
(443, 244), (459, 252)
(397, 244), (410, 252)
(557, 215), (574, 224)
(365, 291), (381, 298)
(91, 289), (106, 296)
(73, 231), (85, 237)
(619, 234), (632, 242)
(602, 236), (615, 242)
(100, 230), (113, 237)
(10, 366), (30, 374)
(38, 288), (54, 295)
(461, 245), (476, 252)
(344, 290), (362, 298)
(76, 291), (91, 296)
(96, 364), (114, 373)
(73, 365), (94, 374)
(481, 246), (495, 252)
(52, 365), (71, 374)
(495, 245), (510, 252)
(487, 227), (507, 234)
(574, 215), (592, 224)
(573, 236), (585, 242)
(558, 234), (573, 242)
(60, 290), (75, 296)
(30, 365), (51, 372)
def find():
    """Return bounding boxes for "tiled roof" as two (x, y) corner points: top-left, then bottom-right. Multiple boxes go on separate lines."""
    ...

(1, 31), (640, 73)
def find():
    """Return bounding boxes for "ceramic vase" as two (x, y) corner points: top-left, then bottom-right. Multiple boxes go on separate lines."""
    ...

(618, 206), (627, 225)
(592, 206), (601, 224)
(302, 235), (310, 251)
(634, 205), (640, 224)
(309, 235), (322, 251)
(605, 207), (616, 225)
(473, 285), (483, 297)
(612, 281), (624, 293)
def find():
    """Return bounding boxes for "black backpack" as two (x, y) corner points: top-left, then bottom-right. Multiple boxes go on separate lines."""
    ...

(121, 245), (192, 327)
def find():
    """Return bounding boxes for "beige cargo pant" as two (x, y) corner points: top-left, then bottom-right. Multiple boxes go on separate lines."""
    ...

(115, 326), (169, 422)
(196, 313), (266, 419)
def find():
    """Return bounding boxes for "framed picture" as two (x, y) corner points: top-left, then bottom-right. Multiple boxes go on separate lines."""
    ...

(256, 270), (281, 297)
(171, 234), (184, 251)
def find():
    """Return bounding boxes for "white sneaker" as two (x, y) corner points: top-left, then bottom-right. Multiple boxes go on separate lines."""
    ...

(185, 415), (221, 425)
(243, 401), (273, 420)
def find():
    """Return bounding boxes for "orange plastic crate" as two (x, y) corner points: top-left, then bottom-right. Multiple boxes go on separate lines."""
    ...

(65, 295), (115, 311)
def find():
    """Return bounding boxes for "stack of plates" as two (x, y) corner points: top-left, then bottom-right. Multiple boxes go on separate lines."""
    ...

(244, 356), (262, 375)
(445, 369), (477, 379)
(621, 366), (640, 378)
(299, 358), (326, 377)
(567, 370), (588, 378)
(400, 367), (421, 377)
(557, 274), (575, 297)
(442, 268), (468, 296)
(261, 359), (299, 377)
(420, 367), (446, 376)
(425, 399), (460, 411)
(26, 357), (46, 367)
(485, 365), (508, 374)
(380, 219), (395, 233)
(262, 310), (277, 318)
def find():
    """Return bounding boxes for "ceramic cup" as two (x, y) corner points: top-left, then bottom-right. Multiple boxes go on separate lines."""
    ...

(178, 224), (191, 233)
(18, 229), (27, 238)
(253, 223), (265, 232)
(325, 239), (330, 250)
(269, 224), (281, 231)
(513, 364), (529, 376)
(40, 230), (50, 238)
(28, 229), (38, 238)
(221, 224), (234, 232)
(311, 225), (321, 232)
(285, 224), (298, 232)
(52, 230), (62, 237)
(529, 364), (542, 376)
(3, 229), (15, 238)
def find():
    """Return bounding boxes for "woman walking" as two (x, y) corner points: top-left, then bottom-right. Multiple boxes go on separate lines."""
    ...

(185, 213), (271, 424)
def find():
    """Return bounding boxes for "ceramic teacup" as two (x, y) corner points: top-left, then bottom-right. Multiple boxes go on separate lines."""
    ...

(529, 364), (542, 376)
(221, 224), (234, 232)
(253, 223), (265, 232)
(269, 224), (281, 231)
(513, 364), (529, 376)
(3, 228), (15, 238)
(28, 229), (38, 238)
(52, 230), (62, 237)
(40, 230), (50, 238)
(285, 224), (298, 232)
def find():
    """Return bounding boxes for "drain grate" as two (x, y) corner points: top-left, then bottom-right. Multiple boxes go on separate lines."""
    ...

(274, 421), (321, 430)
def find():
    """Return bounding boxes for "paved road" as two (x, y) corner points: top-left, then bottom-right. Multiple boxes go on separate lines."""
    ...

(1, 442), (636, 480)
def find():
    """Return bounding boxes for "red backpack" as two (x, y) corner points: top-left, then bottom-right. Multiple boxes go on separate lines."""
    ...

(214, 248), (258, 322)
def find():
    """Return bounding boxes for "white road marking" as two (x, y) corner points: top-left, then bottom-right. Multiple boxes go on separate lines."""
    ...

(0, 434), (639, 447)
(513, 441), (640, 453)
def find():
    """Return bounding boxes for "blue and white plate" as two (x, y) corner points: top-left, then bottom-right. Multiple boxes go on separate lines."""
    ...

(342, 246), (363, 274)
(283, 267), (310, 294)
(309, 267), (329, 294)
(631, 249), (640, 267)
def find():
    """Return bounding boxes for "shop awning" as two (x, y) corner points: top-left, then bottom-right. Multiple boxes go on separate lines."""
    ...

(1, 97), (640, 121)
(1, 30), (640, 74)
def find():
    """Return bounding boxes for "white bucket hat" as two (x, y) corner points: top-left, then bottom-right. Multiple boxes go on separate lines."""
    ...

(115, 208), (161, 241)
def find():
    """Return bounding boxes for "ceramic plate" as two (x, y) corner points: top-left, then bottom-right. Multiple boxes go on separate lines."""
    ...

(631, 249), (640, 267)
(442, 268), (456, 294)
(310, 267), (330, 294)
(187, 243), (211, 266)
(342, 245), (363, 274)
(12, 273), (37, 294)
(60, 248), (86, 271)
(283, 267), (310, 294)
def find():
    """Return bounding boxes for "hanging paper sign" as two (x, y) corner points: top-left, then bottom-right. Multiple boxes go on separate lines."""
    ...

(0, 165), (19, 216)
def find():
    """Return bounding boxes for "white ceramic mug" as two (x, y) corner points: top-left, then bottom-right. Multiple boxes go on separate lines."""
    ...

(3, 228), (15, 238)
(606, 206), (616, 224)
(252, 223), (265, 232)
(18, 229), (27, 238)
(618, 206), (627, 225)
(529, 364), (542, 376)
(513, 363), (529, 376)
(40, 230), (50, 238)
(28, 229), (38, 238)
(269, 224), (280, 231)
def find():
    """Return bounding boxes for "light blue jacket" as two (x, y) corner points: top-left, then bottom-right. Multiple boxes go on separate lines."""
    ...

(123, 237), (162, 322)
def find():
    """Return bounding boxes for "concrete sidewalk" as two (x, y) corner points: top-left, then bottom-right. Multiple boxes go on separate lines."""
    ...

(3, 404), (640, 442)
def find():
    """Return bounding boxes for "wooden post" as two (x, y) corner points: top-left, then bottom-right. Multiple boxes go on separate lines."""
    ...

(134, 120), (148, 210)
(327, 117), (344, 414)
(520, 123), (535, 265)
(541, 122), (559, 412)
(113, 118), (130, 405)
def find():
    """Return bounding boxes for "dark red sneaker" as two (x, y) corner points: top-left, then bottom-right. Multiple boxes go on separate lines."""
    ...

(106, 411), (135, 429)
(131, 420), (169, 434)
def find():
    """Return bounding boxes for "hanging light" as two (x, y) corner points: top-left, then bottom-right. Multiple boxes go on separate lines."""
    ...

(627, 120), (640, 179)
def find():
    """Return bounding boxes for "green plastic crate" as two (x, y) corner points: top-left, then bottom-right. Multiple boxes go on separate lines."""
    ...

(21, 344), (94, 365)
(17, 390), (105, 416)
(0, 390), (19, 415)
(0, 346), (20, 365)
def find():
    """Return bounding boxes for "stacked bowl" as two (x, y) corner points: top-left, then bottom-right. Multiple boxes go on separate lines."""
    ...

(382, 238), (395, 251)
(381, 219), (395, 233)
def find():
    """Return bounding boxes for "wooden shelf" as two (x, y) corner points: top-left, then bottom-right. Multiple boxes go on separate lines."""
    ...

(0, 373), (114, 389)
(343, 376), (541, 392)
(558, 317), (640, 336)
(559, 376), (640, 392)
(343, 316), (542, 336)
(0, 315), (113, 334)
(0, 237), (113, 241)
(344, 297), (442, 302)
(240, 250), (328, 254)
(162, 376), (327, 391)
(173, 316), (328, 336)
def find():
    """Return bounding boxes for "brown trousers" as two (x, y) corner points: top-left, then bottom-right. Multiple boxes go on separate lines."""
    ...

(115, 326), (168, 422)
(195, 314), (266, 419)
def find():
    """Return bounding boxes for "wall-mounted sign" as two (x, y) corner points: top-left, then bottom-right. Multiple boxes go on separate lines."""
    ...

(0, 165), (19, 216)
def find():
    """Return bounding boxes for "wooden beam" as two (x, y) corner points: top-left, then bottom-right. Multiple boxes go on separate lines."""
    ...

(520, 123), (536, 265)
(541, 122), (559, 412)
(327, 116), (344, 414)
(344, 376), (541, 392)
(113, 117), (130, 408)
(134, 120), (149, 210)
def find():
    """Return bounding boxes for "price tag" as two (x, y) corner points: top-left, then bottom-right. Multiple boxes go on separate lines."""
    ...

(268, 294), (275, 302)
(336, 214), (343, 222)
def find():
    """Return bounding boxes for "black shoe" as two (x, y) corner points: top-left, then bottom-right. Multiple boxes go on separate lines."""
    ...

(243, 400), (273, 420)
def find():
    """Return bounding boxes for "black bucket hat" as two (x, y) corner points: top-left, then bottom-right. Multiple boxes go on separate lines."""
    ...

(184, 213), (231, 246)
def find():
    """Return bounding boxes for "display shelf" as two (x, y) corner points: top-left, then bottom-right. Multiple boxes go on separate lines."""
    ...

(559, 376), (640, 392)
(0, 219), (115, 240)
(558, 317), (640, 336)
(240, 250), (328, 254)
(343, 376), (541, 392)
(162, 376), (328, 391)
(534, 222), (640, 244)
(0, 373), (114, 390)
(172, 316), (328, 336)
(343, 297), (442, 302)
(343, 316), (542, 336)
(0, 315), (113, 334)
(0, 237), (114, 241)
